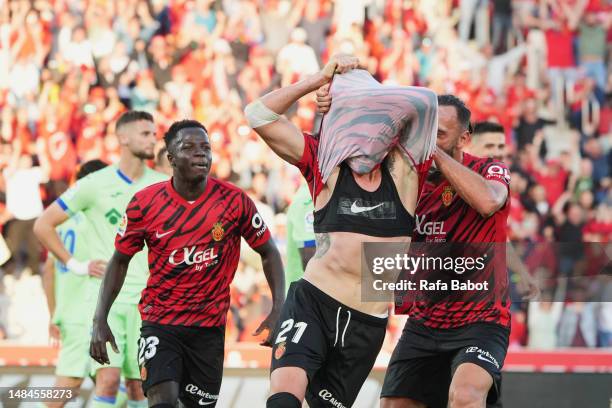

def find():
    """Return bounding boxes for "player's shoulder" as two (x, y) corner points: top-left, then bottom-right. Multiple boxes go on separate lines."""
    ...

(210, 177), (247, 196)
(77, 165), (115, 185)
(463, 152), (507, 171)
(133, 179), (170, 201)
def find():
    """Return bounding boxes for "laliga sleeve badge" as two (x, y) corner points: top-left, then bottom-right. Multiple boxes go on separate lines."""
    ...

(274, 341), (286, 360)
(441, 186), (454, 207)
(211, 222), (225, 241)
(140, 366), (147, 381)
(117, 214), (128, 236)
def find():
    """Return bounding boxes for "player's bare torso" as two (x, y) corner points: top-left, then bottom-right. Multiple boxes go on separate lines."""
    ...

(305, 148), (418, 315)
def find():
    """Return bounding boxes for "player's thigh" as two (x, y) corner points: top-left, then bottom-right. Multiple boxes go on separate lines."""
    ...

(55, 324), (91, 379)
(448, 324), (509, 406)
(448, 363), (492, 408)
(179, 326), (224, 407)
(139, 322), (184, 398)
(307, 317), (386, 408)
(269, 367), (308, 402)
(381, 321), (451, 408)
(269, 282), (328, 401)
(122, 304), (143, 380)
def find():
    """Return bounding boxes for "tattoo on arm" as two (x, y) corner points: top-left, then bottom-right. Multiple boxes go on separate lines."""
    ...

(313, 233), (331, 259)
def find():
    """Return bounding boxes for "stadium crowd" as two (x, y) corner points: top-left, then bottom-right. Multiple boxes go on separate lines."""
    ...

(0, 0), (610, 350)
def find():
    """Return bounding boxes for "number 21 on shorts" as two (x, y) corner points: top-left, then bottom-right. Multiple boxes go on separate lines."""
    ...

(275, 319), (307, 344)
(138, 336), (159, 365)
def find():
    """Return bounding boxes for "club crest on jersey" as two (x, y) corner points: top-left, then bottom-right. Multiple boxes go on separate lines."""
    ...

(274, 341), (286, 360)
(441, 186), (454, 206)
(140, 366), (147, 381)
(117, 214), (128, 236)
(211, 222), (224, 241)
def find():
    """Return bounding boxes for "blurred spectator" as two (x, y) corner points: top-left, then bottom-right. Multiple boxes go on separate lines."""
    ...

(528, 289), (564, 349)
(578, 6), (610, 90)
(2, 139), (49, 277)
(558, 288), (598, 348)
(276, 27), (319, 86)
(492, 0), (514, 54)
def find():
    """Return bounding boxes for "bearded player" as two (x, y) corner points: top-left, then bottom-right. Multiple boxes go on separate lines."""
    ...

(246, 54), (437, 408)
(382, 97), (511, 408)
(90, 120), (285, 408)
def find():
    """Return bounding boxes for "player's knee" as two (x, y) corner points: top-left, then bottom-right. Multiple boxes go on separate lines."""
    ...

(266, 392), (301, 408)
(124, 379), (145, 400)
(95, 368), (121, 396)
(146, 381), (179, 407)
(269, 367), (307, 401)
(448, 384), (486, 408)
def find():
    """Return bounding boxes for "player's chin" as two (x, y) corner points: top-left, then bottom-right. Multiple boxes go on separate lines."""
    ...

(136, 151), (155, 160)
(187, 167), (210, 181)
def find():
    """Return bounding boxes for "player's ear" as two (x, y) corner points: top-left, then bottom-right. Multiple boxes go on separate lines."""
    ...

(458, 130), (471, 149)
(167, 150), (175, 168)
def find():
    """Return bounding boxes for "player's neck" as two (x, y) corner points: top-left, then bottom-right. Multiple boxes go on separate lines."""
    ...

(172, 176), (208, 201)
(117, 156), (146, 182)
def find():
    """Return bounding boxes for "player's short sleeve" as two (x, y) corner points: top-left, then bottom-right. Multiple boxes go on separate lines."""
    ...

(56, 175), (96, 215)
(481, 161), (511, 190)
(294, 133), (323, 200)
(115, 194), (147, 257)
(239, 192), (271, 248)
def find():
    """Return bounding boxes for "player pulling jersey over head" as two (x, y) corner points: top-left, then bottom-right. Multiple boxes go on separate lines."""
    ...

(248, 54), (438, 408)
(90, 119), (286, 408)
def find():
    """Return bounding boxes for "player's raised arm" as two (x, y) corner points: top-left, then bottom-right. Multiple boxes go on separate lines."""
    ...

(433, 148), (509, 217)
(90, 250), (132, 364)
(245, 54), (359, 164)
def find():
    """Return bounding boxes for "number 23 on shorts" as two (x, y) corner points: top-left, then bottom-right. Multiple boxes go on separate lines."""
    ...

(138, 335), (159, 365)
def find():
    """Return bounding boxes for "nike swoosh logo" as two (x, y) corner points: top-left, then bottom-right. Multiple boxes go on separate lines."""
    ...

(477, 354), (497, 366)
(350, 201), (384, 214)
(155, 230), (174, 239)
(198, 399), (215, 406)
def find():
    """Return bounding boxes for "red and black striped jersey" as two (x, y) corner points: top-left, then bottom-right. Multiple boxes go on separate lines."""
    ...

(115, 177), (270, 327)
(398, 152), (511, 328)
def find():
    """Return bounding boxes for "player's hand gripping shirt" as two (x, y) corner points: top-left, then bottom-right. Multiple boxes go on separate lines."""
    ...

(397, 153), (512, 328)
(115, 178), (271, 327)
(317, 69), (437, 191)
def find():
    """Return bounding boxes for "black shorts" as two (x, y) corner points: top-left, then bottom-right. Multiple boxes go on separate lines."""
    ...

(138, 321), (224, 407)
(271, 279), (387, 408)
(381, 320), (509, 408)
